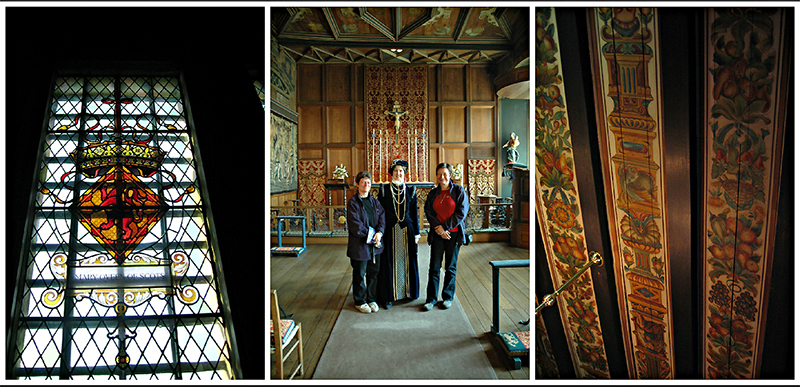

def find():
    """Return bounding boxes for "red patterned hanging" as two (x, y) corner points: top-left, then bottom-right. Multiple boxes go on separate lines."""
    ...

(365, 65), (429, 183)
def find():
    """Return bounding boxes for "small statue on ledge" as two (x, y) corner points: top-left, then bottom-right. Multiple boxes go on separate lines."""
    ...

(333, 164), (349, 180)
(503, 132), (520, 164)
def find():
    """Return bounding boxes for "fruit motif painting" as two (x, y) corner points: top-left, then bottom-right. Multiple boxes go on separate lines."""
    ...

(703, 8), (788, 379)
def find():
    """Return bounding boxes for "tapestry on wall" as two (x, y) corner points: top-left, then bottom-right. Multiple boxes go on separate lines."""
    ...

(589, 8), (675, 378)
(467, 159), (495, 203)
(365, 65), (429, 183)
(534, 7), (612, 378)
(271, 36), (297, 113)
(702, 8), (789, 379)
(297, 160), (326, 207)
(270, 113), (298, 194)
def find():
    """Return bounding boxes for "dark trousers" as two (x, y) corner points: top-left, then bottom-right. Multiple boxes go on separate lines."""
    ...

(426, 232), (460, 304)
(351, 254), (380, 306)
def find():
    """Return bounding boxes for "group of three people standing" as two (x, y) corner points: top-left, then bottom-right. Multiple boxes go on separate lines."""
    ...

(346, 160), (469, 313)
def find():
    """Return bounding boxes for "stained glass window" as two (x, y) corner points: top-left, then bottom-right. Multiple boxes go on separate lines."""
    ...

(254, 79), (266, 109)
(7, 76), (239, 380)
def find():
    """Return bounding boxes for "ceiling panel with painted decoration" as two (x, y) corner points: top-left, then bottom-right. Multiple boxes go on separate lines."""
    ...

(272, 7), (529, 64)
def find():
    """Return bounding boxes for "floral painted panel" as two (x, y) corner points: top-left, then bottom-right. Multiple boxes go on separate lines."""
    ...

(534, 7), (611, 378)
(702, 8), (788, 379)
(589, 8), (675, 378)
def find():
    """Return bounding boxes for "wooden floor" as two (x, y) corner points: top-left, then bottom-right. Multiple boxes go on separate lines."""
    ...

(270, 241), (531, 380)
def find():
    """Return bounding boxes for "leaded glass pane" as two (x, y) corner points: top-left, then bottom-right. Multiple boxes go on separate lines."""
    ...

(254, 79), (265, 109)
(8, 76), (238, 380)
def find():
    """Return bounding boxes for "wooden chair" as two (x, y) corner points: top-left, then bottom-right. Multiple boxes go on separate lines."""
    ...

(270, 289), (304, 379)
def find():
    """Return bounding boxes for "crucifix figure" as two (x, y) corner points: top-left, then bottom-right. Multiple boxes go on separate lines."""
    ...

(384, 100), (407, 148)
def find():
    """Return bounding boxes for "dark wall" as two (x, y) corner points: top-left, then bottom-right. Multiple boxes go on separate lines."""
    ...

(658, 8), (701, 378)
(6, 7), (266, 379)
(759, 10), (795, 378)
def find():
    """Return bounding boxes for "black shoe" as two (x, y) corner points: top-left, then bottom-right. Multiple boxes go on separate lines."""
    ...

(384, 302), (392, 309)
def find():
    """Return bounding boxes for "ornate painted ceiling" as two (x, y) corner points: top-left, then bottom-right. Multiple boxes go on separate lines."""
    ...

(271, 7), (530, 65)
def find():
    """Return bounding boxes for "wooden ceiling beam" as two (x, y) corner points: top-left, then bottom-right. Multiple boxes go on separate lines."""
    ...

(270, 7), (293, 36)
(282, 45), (323, 63)
(443, 50), (467, 63)
(379, 48), (411, 64)
(494, 7), (507, 21)
(348, 47), (380, 63)
(397, 7), (434, 41)
(275, 37), (512, 51)
(315, 47), (351, 63)
(489, 52), (510, 63)
(345, 47), (363, 62)
(360, 48), (380, 63)
(495, 7), (514, 41)
(407, 50), (419, 63)
(322, 8), (341, 40)
(273, 7), (525, 64)
(427, 49), (446, 60)
(279, 45), (303, 57)
(358, 7), (396, 41)
(391, 8), (400, 41)
(277, 45), (302, 63)
(310, 47), (325, 62)
(409, 49), (427, 63)
(453, 7), (473, 43)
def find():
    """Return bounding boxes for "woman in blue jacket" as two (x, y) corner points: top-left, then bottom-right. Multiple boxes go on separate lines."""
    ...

(346, 171), (386, 314)
(422, 163), (469, 311)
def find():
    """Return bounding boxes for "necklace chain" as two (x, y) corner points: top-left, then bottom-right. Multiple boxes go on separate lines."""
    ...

(439, 189), (450, 204)
(391, 183), (406, 223)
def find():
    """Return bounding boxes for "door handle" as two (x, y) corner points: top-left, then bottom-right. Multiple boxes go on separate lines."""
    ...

(534, 251), (603, 315)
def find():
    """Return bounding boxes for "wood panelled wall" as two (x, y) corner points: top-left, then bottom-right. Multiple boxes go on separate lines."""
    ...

(296, 63), (498, 202)
(430, 65), (498, 187)
(271, 191), (297, 207)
